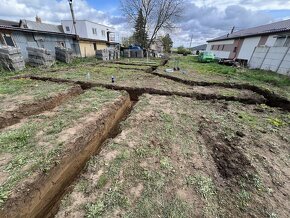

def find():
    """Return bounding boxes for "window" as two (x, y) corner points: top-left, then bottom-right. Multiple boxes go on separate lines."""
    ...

(93, 43), (97, 51)
(274, 37), (286, 47)
(211, 45), (214, 50)
(233, 47), (237, 53)
(217, 45), (220, 50)
(92, 28), (97, 35)
(101, 30), (106, 37)
(222, 45), (225, 50)
(284, 37), (290, 47)
(1, 33), (15, 47)
(66, 26), (70, 32)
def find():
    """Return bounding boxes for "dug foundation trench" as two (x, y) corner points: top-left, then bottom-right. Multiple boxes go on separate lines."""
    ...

(22, 75), (267, 105)
(0, 85), (83, 129)
(0, 92), (135, 218)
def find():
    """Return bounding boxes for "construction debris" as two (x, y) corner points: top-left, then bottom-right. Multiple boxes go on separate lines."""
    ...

(55, 47), (73, 63)
(27, 46), (55, 67)
(0, 46), (25, 71)
(123, 49), (144, 58)
(96, 48), (120, 61)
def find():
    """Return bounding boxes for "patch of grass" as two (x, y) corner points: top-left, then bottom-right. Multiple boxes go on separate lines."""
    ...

(85, 185), (129, 217)
(237, 189), (251, 210)
(76, 179), (90, 193)
(160, 157), (173, 170)
(96, 175), (108, 189)
(186, 174), (216, 201)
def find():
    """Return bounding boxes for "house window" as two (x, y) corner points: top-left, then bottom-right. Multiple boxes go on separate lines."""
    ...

(274, 37), (286, 47)
(92, 28), (97, 35)
(284, 37), (290, 47)
(211, 45), (214, 50)
(1, 33), (16, 47)
(222, 45), (225, 50)
(93, 43), (97, 51)
(101, 30), (106, 37)
(217, 45), (220, 50)
(66, 26), (70, 32)
(233, 47), (237, 53)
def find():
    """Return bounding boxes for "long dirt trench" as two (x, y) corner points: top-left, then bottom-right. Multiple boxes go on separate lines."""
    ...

(0, 90), (139, 218)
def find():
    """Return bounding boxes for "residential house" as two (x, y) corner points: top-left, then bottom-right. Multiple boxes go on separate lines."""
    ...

(189, 44), (207, 54)
(206, 19), (290, 62)
(0, 18), (80, 61)
(61, 20), (120, 57)
(150, 37), (164, 56)
(206, 19), (290, 75)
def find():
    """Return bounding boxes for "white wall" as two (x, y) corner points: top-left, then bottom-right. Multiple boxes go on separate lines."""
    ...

(278, 48), (290, 76)
(61, 20), (118, 42)
(265, 35), (277, 47)
(206, 39), (234, 59)
(238, 36), (260, 60)
(261, 47), (289, 72)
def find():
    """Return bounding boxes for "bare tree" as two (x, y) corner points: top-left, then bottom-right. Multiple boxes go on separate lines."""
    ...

(121, 0), (183, 49)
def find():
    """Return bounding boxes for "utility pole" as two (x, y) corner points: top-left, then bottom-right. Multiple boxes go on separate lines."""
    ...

(189, 34), (193, 48)
(68, 0), (77, 36)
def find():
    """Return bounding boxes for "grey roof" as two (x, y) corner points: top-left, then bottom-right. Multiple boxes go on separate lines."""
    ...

(190, 44), (207, 51)
(0, 19), (19, 27)
(208, 19), (290, 42)
(20, 19), (64, 33)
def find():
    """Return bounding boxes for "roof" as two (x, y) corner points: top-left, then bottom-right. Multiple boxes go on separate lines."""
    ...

(190, 44), (207, 51)
(20, 19), (64, 33)
(208, 19), (290, 42)
(0, 19), (19, 27)
(61, 20), (114, 30)
(0, 25), (76, 38)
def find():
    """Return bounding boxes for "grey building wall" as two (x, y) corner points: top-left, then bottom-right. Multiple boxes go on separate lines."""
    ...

(10, 31), (80, 61)
(249, 46), (290, 76)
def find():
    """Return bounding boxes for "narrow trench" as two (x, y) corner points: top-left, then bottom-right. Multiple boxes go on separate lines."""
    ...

(43, 92), (140, 218)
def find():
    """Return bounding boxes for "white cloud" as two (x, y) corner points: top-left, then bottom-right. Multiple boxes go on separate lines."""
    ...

(0, 0), (289, 47)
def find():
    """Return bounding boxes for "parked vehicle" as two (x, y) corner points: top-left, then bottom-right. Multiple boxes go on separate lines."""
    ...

(198, 51), (215, 62)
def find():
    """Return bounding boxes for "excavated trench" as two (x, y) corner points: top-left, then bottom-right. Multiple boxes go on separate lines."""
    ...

(0, 85), (83, 130)
(0, 92), (137, 218)
(22, 75), (267, 105)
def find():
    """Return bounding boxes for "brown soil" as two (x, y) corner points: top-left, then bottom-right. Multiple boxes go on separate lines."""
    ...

(0, 94), (132, 218)
(25, 75), (267, 105)
(0, 85), (83, 129)
(54, 94), (290, 218)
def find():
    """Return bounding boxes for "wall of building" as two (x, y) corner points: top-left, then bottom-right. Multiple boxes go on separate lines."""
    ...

(237, 36), (260, 60)
(249, 46), (290, 76)
(206, 39), (235, 59)
(3, 31), (80, 61)
(79, 41), (95, 57)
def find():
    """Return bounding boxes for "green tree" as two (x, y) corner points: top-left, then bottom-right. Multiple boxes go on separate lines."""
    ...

(162, 34), (173, 53)
(133, 9), (148, 48)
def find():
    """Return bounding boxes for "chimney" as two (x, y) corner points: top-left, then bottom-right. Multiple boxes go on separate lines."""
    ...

(231, 26), (235, 34)
(36, 16), (42, 23)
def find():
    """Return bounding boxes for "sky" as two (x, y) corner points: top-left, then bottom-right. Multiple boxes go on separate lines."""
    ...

(1, 0), (290, 47)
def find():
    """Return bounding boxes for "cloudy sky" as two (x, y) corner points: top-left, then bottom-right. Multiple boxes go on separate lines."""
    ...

(1, 0), (290, 47)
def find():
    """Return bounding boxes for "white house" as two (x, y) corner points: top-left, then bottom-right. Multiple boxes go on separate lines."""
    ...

(206, 19), (290, 61)
(61, 20), (120, 57)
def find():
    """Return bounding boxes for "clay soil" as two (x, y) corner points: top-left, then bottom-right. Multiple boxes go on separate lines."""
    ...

(56, 94), (290, 218)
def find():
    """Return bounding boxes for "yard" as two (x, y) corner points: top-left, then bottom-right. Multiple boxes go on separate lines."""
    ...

(0, 56), (289, 217)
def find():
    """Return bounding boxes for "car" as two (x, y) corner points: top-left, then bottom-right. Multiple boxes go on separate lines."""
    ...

(198, 51), (215, 62)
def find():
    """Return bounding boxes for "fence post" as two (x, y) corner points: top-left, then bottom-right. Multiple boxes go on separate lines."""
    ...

(259, 46), (270, 69)
(277, 47), (290, 73)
